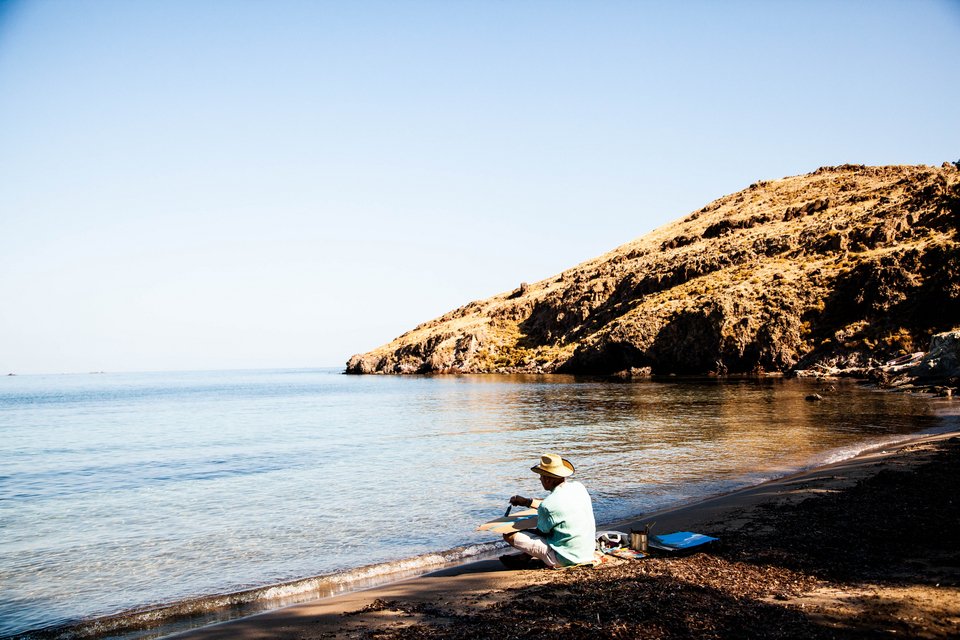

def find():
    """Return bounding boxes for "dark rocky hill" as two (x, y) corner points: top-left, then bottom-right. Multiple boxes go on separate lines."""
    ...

(347, 163), (960, 379)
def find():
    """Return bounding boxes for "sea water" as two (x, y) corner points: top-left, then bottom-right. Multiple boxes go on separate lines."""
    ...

(0, 369), (948, 638)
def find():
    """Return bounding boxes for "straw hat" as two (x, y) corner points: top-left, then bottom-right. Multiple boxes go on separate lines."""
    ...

(531, 453), (575, 478)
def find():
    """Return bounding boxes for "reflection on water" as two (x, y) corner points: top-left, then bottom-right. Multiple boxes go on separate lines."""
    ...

(0, 370), (945, 638)
(446, 376), (943, 521)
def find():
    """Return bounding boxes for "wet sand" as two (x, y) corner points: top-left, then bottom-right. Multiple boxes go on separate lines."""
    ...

(171, 430), (960, 639)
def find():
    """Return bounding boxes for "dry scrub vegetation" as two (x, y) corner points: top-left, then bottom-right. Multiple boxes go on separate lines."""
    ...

(348, 163), (960, 376)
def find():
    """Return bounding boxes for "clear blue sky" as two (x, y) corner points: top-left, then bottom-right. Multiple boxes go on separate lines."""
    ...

(1, 0), (958, 374)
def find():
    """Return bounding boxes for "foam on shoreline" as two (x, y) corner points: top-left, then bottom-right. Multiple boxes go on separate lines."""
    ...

(9, 542), (504, 640)
(809, 412), (958, 468)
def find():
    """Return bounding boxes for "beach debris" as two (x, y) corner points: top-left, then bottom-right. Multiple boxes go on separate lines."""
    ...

(884, 351), (926, 372)
(806, 393), (824, 401)
(913, 331), (960, 379)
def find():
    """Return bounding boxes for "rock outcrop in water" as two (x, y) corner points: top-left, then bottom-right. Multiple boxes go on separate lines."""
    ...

(347, 163), (960, 380)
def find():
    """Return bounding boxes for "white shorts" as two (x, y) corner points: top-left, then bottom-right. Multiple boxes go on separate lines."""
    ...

(504, 530), (561, 568)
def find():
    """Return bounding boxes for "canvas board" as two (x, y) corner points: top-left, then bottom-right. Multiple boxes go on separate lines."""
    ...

(476, 508), (538, 534)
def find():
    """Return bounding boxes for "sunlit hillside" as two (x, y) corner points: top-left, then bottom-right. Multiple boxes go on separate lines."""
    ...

(348, 163), (960, 376)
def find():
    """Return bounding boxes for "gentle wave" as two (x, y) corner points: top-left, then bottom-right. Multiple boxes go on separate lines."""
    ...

(811, 418), (957, 468)
(4, 542), (504, 640)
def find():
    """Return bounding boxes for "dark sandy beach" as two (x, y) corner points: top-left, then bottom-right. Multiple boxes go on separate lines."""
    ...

(171, 429), (960, 639)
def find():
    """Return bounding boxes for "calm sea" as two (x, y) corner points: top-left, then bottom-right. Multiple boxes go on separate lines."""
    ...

(0, 369), (949, 638)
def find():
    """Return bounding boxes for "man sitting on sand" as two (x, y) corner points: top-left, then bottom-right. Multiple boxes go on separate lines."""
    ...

(501, 453), (596, 569)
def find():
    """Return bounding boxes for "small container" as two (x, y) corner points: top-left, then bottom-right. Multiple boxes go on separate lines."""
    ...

(629, 528), (648, 553)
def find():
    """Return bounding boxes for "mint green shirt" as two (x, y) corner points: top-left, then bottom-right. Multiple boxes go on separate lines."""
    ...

(536, 480), (596, 565)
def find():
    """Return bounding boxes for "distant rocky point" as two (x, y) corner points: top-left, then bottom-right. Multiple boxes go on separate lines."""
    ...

(347, 163), (960, 387)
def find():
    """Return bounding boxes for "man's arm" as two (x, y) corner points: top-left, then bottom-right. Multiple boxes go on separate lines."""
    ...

(509, 495), (542, 509)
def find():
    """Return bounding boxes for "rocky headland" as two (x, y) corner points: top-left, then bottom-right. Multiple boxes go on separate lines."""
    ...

(347, 163), (960, 388)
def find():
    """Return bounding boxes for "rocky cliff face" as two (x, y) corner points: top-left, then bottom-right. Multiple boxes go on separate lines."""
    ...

(347, 163), (960, 378)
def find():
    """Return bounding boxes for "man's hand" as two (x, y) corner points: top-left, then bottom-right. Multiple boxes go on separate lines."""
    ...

(509, 495), (534, 508)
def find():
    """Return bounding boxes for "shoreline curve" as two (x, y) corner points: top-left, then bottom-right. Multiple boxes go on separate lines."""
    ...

(25, 416), (955, 640)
